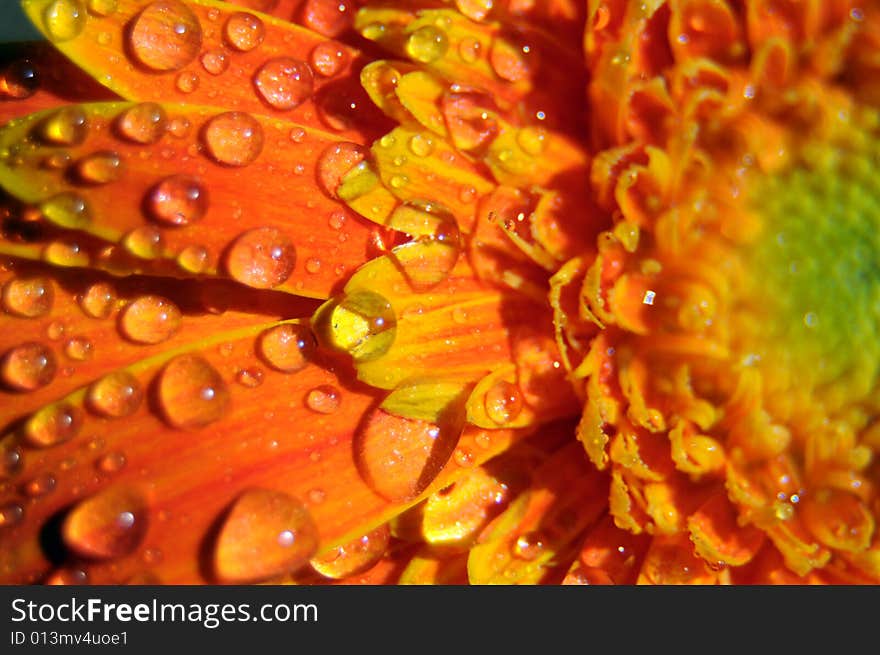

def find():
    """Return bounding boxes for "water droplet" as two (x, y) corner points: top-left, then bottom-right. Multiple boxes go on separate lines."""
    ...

(45, 568), (89, 585)
(79, 282), (115, 318)
(0, 503), (24, 528)
(317, 142), (367, 198)
(96, 451), (127, 473)
(123, 226), (163, 259)
(2, 276), (54, 318)
(146, 175), (207, 226)
(64, 336), (93, 361)
(116, 103), (167, 144)
(166, 117), (191, 138)
(129, 0), (202, 71)
(458, 36), (481, 63)
(214, 488), (318, 583)
(119, 295), (181, 344)
(257, 323), (315, 372)
(43, 0), (87, 42)
(453, 446), (474, 467)
(200, 48), (229, 75)
(300, 0), (353, 37)
(2, 59), (40, 99)
(387, 201), (462, 289)
(86, 0), (117, 16)
(46, 321), (66, 341)
(310, 42), (347, 77)
(254, 57), (314, 111)
(37, 107), (87, 146)
(176, 244), (209, 273)
(484, 380), (523, 425)
(236, 366), (264, 388)
(63, 487), (147, 558)
(304, 257), (321, 274)
(305, 384), (340, 414)
(408, 133), (434, 157)
(1, 446), (22, 479)
(25, 403), (83, 447)
(40, 192), (91, 229)
(224, 11), (265, 51)
(75, 150), (123, 184)
(225, 227), (295, 289)
(202, 111), (263, 166)
(513, 531), (544, 560)
(318, 290), (396, 361)
(175, 70), (199, 93)
(406, 25), (449, 63)
(43, 240), (89, 269)
(87, 370), (143, 418)
(43, 151), (72, 169)
(455, 0), (494, 21)
(1, 342), (57, 391)
(490, 37), (534, 82)
(23, 473), (56, 497)
(158, 354), (230, 428)
(310, 525), (389, 579)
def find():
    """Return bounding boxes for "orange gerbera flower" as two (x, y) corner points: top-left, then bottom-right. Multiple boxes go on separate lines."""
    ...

(0, 0), (878, 585)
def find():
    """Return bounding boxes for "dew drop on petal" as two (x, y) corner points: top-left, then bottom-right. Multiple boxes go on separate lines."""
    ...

(202, 111), (263, 167)
(64, 336), (93, 361)
(96, 451), (127, 474)
(129, 0), (202, 72)
(1, 342), (57, 391)
(484, 380), (523, 425)
(300, 0), (353, 38)
(405, 25), (449, 63)
(158, 354), (230, 429)
(37, 107), (87, 146)
(305, 384), (340, 414)
(87, 370), (143, 418)
(1, 445), (23, 479)
(75, 150), (123, 184)
(2, 276), (54, 318)
(225, 227), (295, 289)
(116, 103), (167, 144)
(0, 503), (24, 528)
(175, 70), (199, 94)
(43, 0), (87, 43)
(513, 531), (545, 560)
(257, 323), (315, 373)
(318, 290), (396, 361)
(224, 11), (264, 51)
(40, 192), (91, 229)
(176, 244), (209, 273)
(146, 175), (207, 226)
(310, 525), (389, 579)
(123, 226), (164, 259)
(455, 0), (494, 21)
(79, 282), (115, 318)
(200, 48), (229, 75)
(214, 488), (318, 583)
(254, 57), (314, 110)
(23, 473), (57, 498)
(24, 403), (83, 447)
(235, 367), (264, 388)
(2, 59), (40, 99)
(310, 42), (347, 77)
(119, 295), (181, 344)
(316, 142), (367, 198)
(86, 0), (117, 17)
(63, 487), (147, 558)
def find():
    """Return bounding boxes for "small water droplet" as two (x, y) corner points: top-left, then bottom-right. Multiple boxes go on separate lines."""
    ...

(254, 57), (314, 111)
(43, 240), (90, 268)
(1, 446), (22, 478)
(175, 70), (199, 93)
(484, 380), (523, 425)
(146, 175), (207, 226)
(87, 370), (143, 418)
(2, 276), (54, 318)
(79, 282), (115, 318)
(408, 133), (434, 157)
(25, 403), (83, 447)
(64, 336), (93, 361)
(257, 323), (315, 372)
(453, 446), (474, 467)
(300, 0), (353, 37)
(37, 106), (87, 145)
(23, 473), (56, 497)
(458, 36), (481, 63)
(119, 295), (181, 344)
(86, 0), (117, 16)
(316, 142), (367, 198)
(176, 244), (209, 273)
(307, 488), (326, 504)
(123, 226), (164, 259)
(43, 0), (87, 43)
(406, 25), (449, 63)
(214, 488), (318, 583)
(455, 0), (494, 21)
(129, 0), (202, 71)
(2, 59), (40, 99)
(310, 42), (347, 77)
(46, 321), (66, 341)
(305, 384), (340, 414)
(0, 503), (24, 528)
(96, 451), (127, 473)
(224, 11), (265, 52)
(236, 366), (264, 388)
(225, 227), (295, 289)
(202, 111), (263, 166)
(75, 150), (123, 184)
(1, 342), (57, 391)
(63, 487), (147, 558)
(158, 354), (230, 428)
(200, 48), (229, 75)
(40, 192), (91, 229)
(116, 102), (167, 144)
(513, 531), (544, 560)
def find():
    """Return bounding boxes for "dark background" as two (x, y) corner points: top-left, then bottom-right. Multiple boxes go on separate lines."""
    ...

(0, 4), (40, 42)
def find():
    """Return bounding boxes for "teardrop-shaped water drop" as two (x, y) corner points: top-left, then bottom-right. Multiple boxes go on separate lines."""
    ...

(87, 370), (143, 418)
(63, 487), (148, 558)
(40, 192), (91, 229)
(119, 295), (181, 344)
(129, 0), (202, 71)
(43, 240), (90, 268)
(257, 323), (315, 373)
(202, 111), (263, 167)
(1, 342), (57, 391)
(2, 276), (54, 318)
(24, 403), (83, 447)
(158, 354), (230, 428)
(43, 0), (87, 43)
(214, 488), (318, 583)
(225, 227), (295, 289)
(37, 106), (87, 145)
(122, 226), (164, 259)
(75, 150), (123, 184)
(484, 379), (523, 425)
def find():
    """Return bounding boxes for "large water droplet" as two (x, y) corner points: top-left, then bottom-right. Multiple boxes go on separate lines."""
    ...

(146, 175), (207, 226)
(405, 25), (449, 63)
(310, 42), (347, 77)
(119, 295), (181, 344)
(316, 290), (396, 361)
(316, 142), (367, 198)
(116, 103), (167, 144)
(202, 111), (263, 167)
(63, 487), (147, 558)
(257, 323), (315, 373)
(484, 380), (523, 425)
(310, 525), (389, 579)
(129, 1), (202, 71)
(25, 403), (83, 447)
(2, 276), (54, 318)
(254, 57), (314, 111)
(43, 0), (87, 43)
(158, 354), (230, 428)
(37, 107), (87, 146)
(79, 282), (115, 318)
(225, 227), (295, 289)
(87, 370), (143, 418)
(40, 192), (91, 229)
(214, 488), (318, 583)
(223, 11), (265, 52)
(75, 150), (123, 184)
(1, 342), (57, 391)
